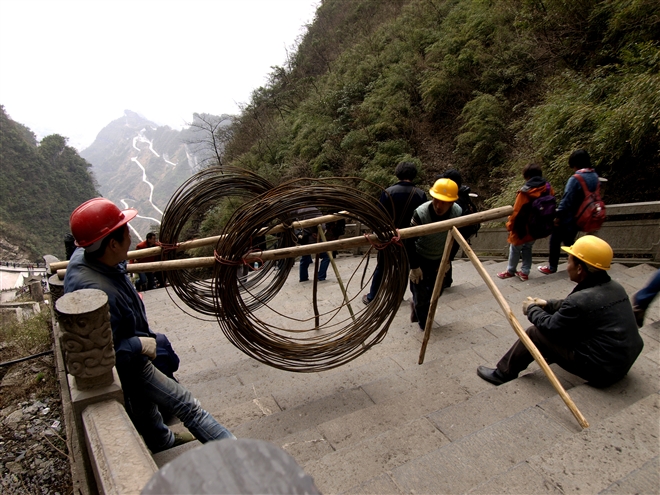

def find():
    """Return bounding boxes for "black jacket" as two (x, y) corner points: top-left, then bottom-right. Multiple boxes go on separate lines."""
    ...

(379, 181), (427, 229)
(527, 271), (644, 386)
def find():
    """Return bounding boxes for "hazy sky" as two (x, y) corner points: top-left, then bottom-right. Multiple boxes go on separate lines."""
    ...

(0, 0), (319, 150)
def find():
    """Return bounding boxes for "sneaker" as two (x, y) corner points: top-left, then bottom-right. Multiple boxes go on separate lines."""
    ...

(496, 271), (516, 279)
(362, 294), (371, 305)
(516, 271), (529, 281)
(538, 266), (556, 275)
(172, 431), (196, 447)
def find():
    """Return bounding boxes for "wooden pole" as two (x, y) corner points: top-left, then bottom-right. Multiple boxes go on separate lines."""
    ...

(418, 230), (454, 364)
(56, 206), (513, 279)
(449, 227), (589, 429)
(49, 211), (354, 271)
(318, 226), (355, 321)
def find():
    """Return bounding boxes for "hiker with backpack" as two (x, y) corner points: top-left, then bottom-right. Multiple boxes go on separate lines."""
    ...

(498, 163), (555, 281)
(538, 149), (604, 275)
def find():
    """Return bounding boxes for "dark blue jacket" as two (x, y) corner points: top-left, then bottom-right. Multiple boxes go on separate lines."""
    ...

(557, 169), (599, 225)
(64, 248), (155, 370)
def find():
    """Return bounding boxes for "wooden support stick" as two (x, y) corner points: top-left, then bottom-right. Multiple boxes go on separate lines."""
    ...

(56, 206), (513, 279)
(318, 226), (355, 322)
(418, 230), (454, 364)
(450, 227), (589, 429)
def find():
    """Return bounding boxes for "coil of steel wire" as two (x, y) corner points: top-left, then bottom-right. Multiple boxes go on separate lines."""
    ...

(159, 166), (296, 319)
(212, 177), (408, 372)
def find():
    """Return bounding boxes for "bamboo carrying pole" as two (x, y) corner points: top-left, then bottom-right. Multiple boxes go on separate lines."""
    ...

(448, 226), (589, 429)
(48, 212), (354, 271)
(55, 206), (513, 279)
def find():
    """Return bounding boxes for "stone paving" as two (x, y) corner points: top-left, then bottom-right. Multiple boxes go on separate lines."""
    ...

(146, 254), (659, 494)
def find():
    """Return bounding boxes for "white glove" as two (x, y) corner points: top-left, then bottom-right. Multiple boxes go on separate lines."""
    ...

(522, 297), (547, 315)
(139, 337), (157, 359)
(410, 268), (423, 284)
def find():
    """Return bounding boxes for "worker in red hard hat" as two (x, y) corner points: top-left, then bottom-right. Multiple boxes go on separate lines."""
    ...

(64, 198), (235, 452)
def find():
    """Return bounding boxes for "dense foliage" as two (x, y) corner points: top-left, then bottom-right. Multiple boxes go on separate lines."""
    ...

(0, 106), (99, 260)
(221, 0), (659, 206)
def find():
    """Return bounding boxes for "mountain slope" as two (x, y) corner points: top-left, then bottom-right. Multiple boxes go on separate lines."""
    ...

(80, 110), (230, 241)
(0, 105), (99, 261)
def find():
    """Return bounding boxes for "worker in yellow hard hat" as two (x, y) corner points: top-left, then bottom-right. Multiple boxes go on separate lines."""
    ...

(404, 178), (462, 330)
(477, 235), (644, 388)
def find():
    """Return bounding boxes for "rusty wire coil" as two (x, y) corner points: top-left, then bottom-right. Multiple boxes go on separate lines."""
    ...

(158, 166), (296, 319)
(212, 178), (408, 372)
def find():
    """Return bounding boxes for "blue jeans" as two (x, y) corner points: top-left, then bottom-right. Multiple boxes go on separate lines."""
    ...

(507, 241), (534, 275)
(120, 359), (235, 453)
(634, 270), (660, 309)
(299, 252), (330, 281)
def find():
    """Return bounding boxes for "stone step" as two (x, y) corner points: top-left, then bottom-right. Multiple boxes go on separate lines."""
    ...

(138, 256), (657, 493)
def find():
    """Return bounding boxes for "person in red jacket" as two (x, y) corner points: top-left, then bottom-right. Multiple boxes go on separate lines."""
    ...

(133, 232), (164, 291)
(497, 163), (555, 281)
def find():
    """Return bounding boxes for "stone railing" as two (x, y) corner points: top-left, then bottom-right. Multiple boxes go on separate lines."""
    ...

(53, 289), (157, 495)
(465, 201), (660, 263)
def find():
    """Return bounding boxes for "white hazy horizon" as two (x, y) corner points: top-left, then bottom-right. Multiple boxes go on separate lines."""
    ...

(0, 0), (319, 151)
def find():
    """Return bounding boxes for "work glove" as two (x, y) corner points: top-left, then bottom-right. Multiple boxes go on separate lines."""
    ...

(409, 268), (423, 284)
(522, 297), (547, 315)
(138, 337), (157, 359)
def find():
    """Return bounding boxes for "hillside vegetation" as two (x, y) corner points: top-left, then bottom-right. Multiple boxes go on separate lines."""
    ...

(221, 0), (659, 208)
(0, 106), (99, 260)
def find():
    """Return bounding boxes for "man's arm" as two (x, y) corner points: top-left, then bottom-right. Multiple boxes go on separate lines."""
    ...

(527, 298), (581, 340)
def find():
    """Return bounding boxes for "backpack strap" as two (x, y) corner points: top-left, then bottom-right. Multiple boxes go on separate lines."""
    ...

(573, 173), (599, 195)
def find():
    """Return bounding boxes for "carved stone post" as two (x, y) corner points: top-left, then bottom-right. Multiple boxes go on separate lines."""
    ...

(55, 288), (116, 389)
(48, 273), (65, 309)
(55, 288), (124, 495)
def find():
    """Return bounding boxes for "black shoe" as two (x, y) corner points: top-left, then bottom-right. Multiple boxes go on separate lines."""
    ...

(476, 366), (513, 386)
(362, 294), (371, 305)
(410, 301), (418, 323)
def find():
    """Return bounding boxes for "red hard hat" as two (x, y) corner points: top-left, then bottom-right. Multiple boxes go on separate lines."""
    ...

(70, 198), (138, 247)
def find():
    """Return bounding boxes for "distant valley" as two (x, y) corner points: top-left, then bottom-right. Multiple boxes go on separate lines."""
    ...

(80, 110), (230, 242)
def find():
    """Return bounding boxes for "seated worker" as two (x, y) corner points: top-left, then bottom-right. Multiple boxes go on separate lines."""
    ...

(132, 232), (164, 291)
(477, 236), (644, 387)
(405, 178), (462, 330)
(64, 198), (235, 453)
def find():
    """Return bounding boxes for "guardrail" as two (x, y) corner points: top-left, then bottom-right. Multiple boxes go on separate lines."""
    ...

(453, 201), (660, 264)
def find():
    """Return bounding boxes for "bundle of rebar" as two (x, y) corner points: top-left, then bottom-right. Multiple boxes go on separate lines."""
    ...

(159, 168), (408, 372)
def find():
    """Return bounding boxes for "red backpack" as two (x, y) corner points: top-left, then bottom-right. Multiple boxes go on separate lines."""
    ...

(573, 173), (606, 232)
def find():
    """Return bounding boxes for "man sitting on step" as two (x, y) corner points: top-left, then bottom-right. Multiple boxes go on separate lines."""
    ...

(64, 198), (235, 453)
(477, 236), (644, 388)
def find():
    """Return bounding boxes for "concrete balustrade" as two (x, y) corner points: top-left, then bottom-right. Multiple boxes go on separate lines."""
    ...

(54, 289), (156, 495)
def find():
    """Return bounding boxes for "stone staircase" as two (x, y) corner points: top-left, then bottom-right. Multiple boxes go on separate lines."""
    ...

(147, 256), (659, 494)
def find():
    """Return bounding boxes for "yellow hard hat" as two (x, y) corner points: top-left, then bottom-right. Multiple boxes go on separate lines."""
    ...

(561, 235), (612, 270)
(429, 178), (459, 202)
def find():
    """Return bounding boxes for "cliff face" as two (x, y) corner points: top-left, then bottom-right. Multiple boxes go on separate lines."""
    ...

(80, 110), (228, 240)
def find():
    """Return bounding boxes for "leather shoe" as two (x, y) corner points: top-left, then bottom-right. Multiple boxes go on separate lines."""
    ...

(476, 366), (513, 386)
